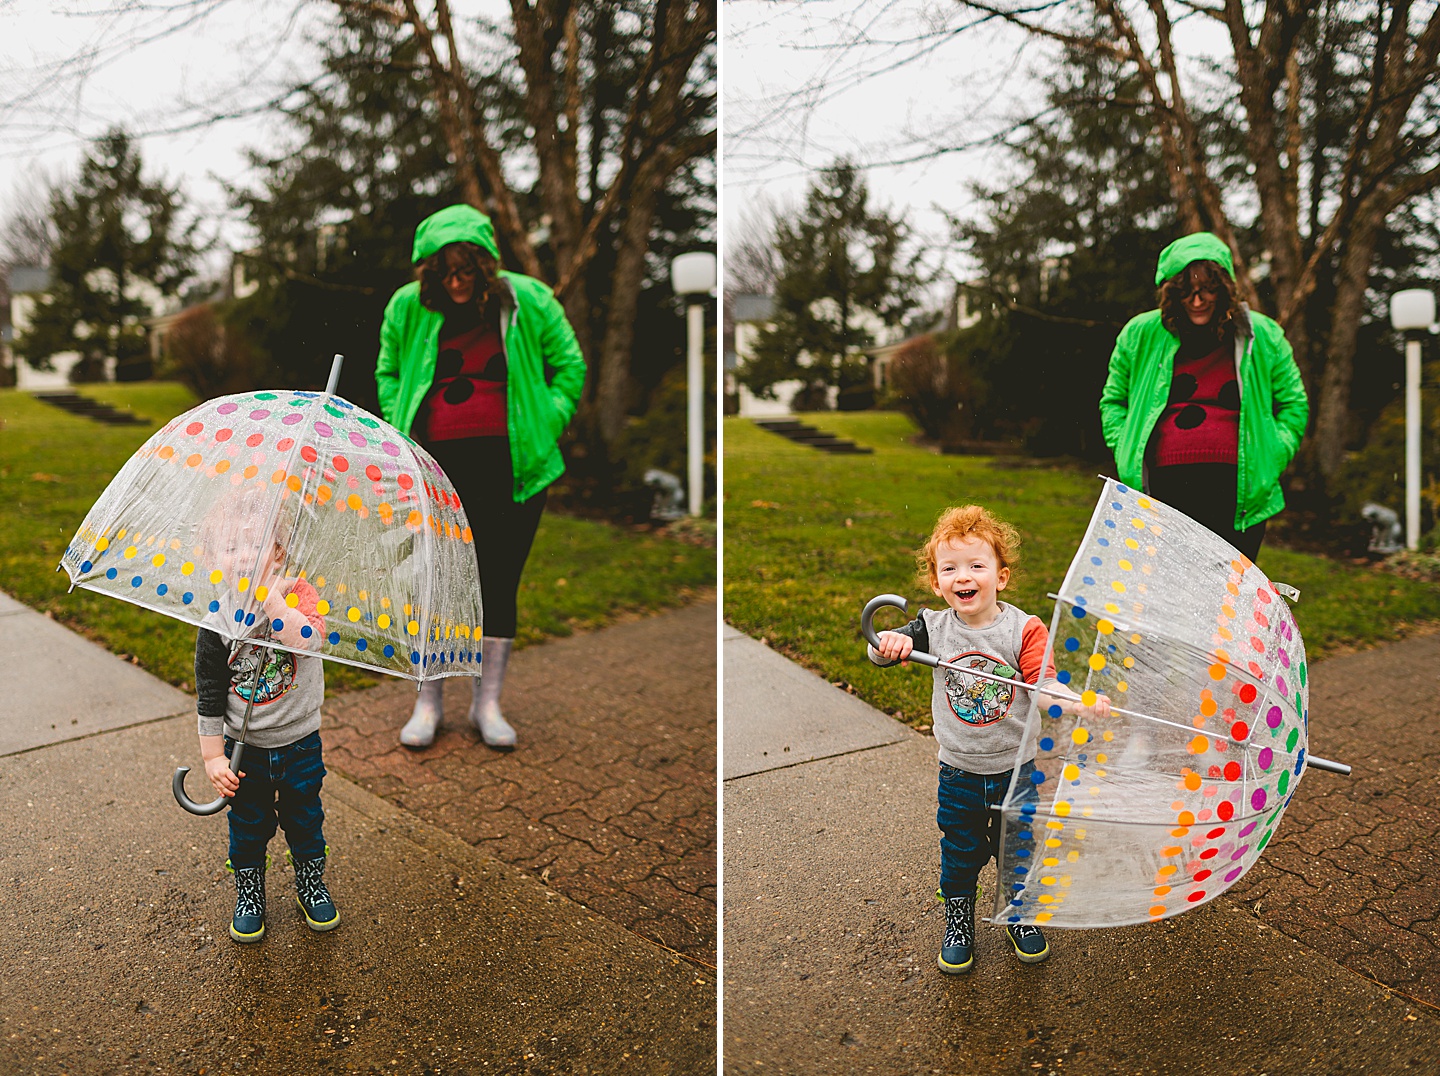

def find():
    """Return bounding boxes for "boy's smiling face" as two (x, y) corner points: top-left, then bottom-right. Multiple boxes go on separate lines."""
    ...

(209, 516), (286, 585)
(932, 535), (1009, 628)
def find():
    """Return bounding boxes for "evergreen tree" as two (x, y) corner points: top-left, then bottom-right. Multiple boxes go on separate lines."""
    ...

(740, 161), (920, 406)
(233, 7), (714, 504)
(228, 13), (462, 409)
(16, 130), (199, 382)
(948, 46), (1182, 456)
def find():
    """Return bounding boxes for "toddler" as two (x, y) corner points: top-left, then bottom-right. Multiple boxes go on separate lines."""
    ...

(194, 487), (338, 943)
(870, 505), (1108, 973)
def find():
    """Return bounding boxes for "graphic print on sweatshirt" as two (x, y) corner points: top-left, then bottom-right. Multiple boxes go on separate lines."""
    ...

(230, 647), (299, 706)
(942, 652), (1019, 726)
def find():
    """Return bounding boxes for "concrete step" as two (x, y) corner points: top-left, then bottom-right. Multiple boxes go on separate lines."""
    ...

(753, 418), (874, 454)
(34, 392), (149, 425)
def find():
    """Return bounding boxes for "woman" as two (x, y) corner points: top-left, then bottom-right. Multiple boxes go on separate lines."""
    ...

(1099, 232), (1308, 561)
(377, 204), (585, 749)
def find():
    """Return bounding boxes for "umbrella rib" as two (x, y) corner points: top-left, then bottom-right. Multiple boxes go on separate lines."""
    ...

(416, 453), (437, 676)
(929, 654), (1238, 743)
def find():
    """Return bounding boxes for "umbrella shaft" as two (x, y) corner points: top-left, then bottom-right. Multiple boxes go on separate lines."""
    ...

(931, 656), (1244, 746)
(228, 645), (270, 777)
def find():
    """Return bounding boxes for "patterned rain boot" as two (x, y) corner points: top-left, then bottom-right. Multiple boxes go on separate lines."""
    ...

(937, 888), (976, 974)
(400, 679), (444, 748)
(290, 849), (339, 933)
(228, 861), (266, 944)
(1007, 923), (1050, 964)
(469, 637), (516, 749)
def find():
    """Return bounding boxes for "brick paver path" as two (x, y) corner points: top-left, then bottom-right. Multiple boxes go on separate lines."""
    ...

(323, 600), (717, 968)
(1228, 628), (1440, 1010)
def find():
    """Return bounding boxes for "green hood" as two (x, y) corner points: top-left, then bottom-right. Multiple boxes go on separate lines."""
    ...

(411, 204), (500, 264)
(1154, 232), (1234, 285)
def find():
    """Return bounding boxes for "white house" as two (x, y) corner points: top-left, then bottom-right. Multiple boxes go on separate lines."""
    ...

(7, 266), (87, 389)
(727, 291), (907, 415)
(869, 281), (986, 392)
(7, 264), (189, 389)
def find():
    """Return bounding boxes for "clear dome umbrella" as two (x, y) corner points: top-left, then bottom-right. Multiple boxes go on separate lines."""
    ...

(60, 358), (483, 814)
(862, 477), (1350, 930)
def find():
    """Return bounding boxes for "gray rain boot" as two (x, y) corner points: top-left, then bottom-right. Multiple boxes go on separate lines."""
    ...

(400, 678), (444, 748)
(470, 637), (516, 749)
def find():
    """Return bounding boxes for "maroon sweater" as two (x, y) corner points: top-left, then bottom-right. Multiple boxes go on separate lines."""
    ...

(1150, 336), (1239, 467)
(420, 318), (507, 442)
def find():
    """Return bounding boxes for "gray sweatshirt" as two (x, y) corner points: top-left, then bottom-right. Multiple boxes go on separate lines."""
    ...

(195, 578), (325, 748)
(870, 602), (1052, 774)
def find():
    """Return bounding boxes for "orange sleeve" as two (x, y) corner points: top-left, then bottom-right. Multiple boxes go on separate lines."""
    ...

(285, 579), (326, 633)
(1019, 616), (1055, 685)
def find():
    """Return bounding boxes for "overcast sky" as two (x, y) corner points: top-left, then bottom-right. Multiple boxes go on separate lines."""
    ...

(0, 0), (338, 264)
(722, 0), (1050, 293)
(721, 0), (1244, 298)
(0, 0), (508, 276)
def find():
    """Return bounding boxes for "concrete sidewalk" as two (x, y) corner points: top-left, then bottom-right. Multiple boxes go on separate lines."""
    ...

(723, 623), (1440, 1075)
(0, 591), (715, 1075)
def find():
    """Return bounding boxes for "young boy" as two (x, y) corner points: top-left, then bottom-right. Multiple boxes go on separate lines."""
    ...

(195, 489), (338, 943)
(869, 505), (1108, 974)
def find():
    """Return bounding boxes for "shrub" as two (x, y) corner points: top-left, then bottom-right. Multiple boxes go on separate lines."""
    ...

(155, 302), (261, 399)
(886, 334), (945, 438)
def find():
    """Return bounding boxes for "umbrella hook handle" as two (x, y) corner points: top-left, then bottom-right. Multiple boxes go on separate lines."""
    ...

(173, 644), (268, 816)
(861, 594), (942, 669)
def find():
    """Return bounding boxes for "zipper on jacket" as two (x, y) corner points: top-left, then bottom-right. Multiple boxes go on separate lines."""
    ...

(1234, 311), (1252, 530)
(494, 279), (523, 500)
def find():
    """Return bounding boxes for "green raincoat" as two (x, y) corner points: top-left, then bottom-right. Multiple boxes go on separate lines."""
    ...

(1098, 232), (1310, 531)
(376, 204), (586, 503)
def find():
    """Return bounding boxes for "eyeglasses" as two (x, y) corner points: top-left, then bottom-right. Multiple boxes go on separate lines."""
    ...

(442, 264), (477, 285)
(1178, 285), (1218, 302)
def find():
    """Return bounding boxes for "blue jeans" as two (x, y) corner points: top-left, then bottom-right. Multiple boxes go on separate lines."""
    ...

(224, 730), (327, 869)
(937, 759), (1037, 898)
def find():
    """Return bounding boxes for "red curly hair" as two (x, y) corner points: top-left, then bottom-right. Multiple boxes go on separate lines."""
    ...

(917, 505), (1020, 591)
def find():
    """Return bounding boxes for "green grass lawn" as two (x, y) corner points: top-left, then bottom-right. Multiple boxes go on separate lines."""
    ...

(724, 411), (1440, 729)
(2, 383), (714, 694)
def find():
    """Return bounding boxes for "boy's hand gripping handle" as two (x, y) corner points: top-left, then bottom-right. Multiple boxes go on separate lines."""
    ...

(861, 594), (939, 668)
(172, 745), (245, 816)
(172, 645), (267, 816)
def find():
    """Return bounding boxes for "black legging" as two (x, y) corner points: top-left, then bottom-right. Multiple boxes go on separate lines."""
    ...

(1146, 463), (1266, 562)
(422, 437), (546, 638)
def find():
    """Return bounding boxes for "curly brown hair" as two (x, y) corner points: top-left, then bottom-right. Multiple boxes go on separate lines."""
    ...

(1157, 259), (1237, 341)
(417, 242), (502, 320)
(917, 505), (1020, 592)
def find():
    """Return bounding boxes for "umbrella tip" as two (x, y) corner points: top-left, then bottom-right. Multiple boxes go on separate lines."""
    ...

(325, 355), (344, 396)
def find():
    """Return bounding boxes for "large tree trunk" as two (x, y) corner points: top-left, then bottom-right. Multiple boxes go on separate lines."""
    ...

(343, 0), (713, 463)
(509, 0), (585, 274)
(1312, 206), (1383, 481)
(594, 161), (665, 445)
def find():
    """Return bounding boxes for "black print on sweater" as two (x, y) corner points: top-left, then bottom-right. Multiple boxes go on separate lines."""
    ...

(437, 348), (463, 379)
(1168, 376), (1239, 429)
(435, 346), (506, 406)
(1169, 373), (1198, 403)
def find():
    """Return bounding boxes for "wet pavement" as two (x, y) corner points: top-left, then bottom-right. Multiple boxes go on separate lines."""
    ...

(723, 623), (1440, 1074)
(322, 601), (718, 969)
(0, 588), (717, 1074)
(1227, 628), (1440, 1009)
